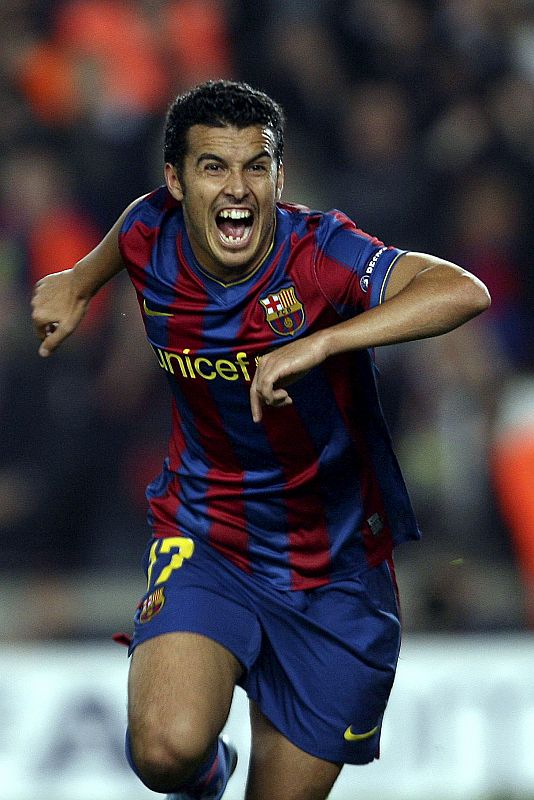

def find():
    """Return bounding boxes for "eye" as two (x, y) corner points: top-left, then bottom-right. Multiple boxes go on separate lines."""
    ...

(205, 162), (224, 173)
(248, 163), (267, 173)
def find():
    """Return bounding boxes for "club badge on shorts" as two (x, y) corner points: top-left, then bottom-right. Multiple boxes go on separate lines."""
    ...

(139, 587), (166, 623)
(260, 286), (305, 336)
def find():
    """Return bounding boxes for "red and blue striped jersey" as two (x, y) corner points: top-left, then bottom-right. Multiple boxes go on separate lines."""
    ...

(119, 187), (420, 590)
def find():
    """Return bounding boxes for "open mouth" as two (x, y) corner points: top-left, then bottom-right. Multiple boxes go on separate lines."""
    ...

(215, 208), (254, 246)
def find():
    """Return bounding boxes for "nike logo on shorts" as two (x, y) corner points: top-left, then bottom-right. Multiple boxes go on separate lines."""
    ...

(343, 724), (379, 741)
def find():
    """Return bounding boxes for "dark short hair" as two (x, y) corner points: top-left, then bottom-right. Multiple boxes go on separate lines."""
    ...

(164, 80), (285, 174)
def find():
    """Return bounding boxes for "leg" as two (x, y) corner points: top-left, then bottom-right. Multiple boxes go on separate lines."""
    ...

(128, 631), (241, 794)
(245, 702), (342, 800)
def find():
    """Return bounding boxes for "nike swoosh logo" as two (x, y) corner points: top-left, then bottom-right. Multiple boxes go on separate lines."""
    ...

(343, 724), (379, 742)
(143, 299), (174, 317)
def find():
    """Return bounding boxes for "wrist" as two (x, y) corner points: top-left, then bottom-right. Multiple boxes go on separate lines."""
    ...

(71, 261), (101, 300)
(312, 327), (336, 362)
(319, 325), (341, 360)
(319, 315), (369, 359)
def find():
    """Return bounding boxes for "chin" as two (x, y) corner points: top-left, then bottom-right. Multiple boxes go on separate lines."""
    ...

(218, 244), (255, 266)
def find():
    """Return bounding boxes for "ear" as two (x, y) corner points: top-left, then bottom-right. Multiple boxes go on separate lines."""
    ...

(276, 163), (284, 201)
(164, 163), (184, 201)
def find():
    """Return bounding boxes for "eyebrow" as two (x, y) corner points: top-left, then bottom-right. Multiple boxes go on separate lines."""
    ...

(196, 150), (273, 167)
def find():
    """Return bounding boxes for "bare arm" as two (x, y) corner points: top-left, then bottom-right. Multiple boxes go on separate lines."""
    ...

(31, 196), (145, 356)
(323, 253), (491, 351)
(250, 253), (491, 421)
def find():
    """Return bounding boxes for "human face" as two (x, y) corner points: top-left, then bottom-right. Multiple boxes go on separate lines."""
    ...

(165, 125), (284, 283)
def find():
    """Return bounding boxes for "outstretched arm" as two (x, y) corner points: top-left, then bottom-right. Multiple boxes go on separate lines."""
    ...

(31, 196), (145, 357)
(250, 253), (491, 422)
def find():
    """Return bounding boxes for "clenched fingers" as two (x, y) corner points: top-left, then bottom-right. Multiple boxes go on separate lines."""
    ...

(250, 355), (293, 423)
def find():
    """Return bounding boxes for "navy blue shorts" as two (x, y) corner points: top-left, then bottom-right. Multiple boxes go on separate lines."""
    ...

(130, 534), (401, 765)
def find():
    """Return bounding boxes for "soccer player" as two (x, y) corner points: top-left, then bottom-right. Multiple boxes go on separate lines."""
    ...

(31, 80), (490, 800)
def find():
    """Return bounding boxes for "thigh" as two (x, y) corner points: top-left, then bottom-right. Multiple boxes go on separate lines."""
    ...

(128, 631), (241, 744)
(127, 535), (261, 748)
(246, 702), (341, 800)
(129, 534), (262, 669)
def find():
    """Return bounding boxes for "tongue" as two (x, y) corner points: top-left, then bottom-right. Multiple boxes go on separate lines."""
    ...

(219, 219), (247, 239)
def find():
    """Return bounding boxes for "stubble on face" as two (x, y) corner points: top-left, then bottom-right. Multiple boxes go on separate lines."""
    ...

(165, 125), (283, 284)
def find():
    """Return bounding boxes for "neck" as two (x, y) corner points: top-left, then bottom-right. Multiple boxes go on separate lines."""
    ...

(188, 230), (276, 288)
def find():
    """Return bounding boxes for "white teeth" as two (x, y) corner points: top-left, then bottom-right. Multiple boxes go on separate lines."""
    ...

(220, 230), (251, 244)
(218, 209), (252, 219)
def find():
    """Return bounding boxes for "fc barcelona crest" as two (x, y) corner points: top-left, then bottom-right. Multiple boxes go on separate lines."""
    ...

(139, 587), (165, 624)
(259, 286), (305, 336)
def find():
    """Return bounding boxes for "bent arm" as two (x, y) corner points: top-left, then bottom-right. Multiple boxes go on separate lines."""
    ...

(322, 252), (491, 355)
(250, 253), (491, 421)
(31, 196), (145, 356)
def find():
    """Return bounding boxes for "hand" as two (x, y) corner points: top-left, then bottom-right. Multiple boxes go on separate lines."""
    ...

(31, 269), (90, 357)
(250, 332), (329, 422)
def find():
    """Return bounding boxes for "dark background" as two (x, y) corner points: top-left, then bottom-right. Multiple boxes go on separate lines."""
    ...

(1, 0), (533, 639)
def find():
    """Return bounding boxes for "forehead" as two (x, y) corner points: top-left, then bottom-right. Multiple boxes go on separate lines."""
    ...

(185, 124), (277, 162)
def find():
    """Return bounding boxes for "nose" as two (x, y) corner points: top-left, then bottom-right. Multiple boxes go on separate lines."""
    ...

(224, 168), (249, 200)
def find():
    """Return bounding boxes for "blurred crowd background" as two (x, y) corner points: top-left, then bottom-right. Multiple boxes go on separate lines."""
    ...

(2, 0), (534, 640)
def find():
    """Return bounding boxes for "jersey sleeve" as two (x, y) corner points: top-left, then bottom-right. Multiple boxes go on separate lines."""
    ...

(313, 209), (407, 318)
(118, 186), (177, 282)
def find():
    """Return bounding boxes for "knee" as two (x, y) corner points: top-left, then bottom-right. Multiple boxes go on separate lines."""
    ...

(129, 718), (212, 793)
